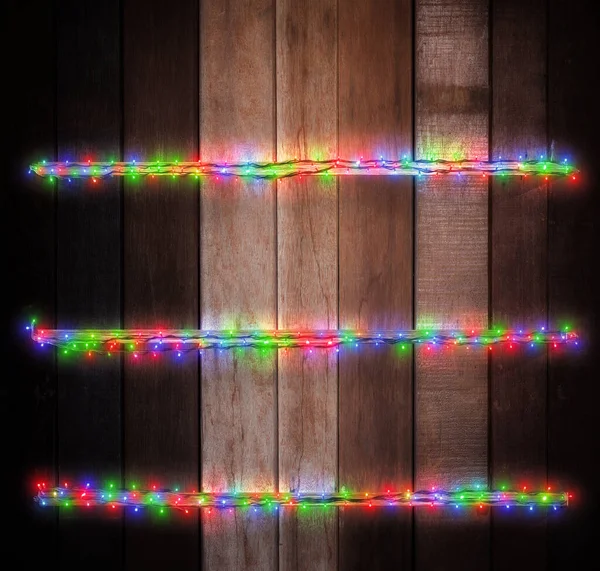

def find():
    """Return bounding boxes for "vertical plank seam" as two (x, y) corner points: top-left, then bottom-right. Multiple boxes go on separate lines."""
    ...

(198, 8), (204, 569)
(273, 1), (280, 569)
(487, 2), (494, 569)
(336, 1), (341, 569)
(411, 1), (417, 569)
(52, 0), (60, 557)
(545, 3), (551, 560)
(195, 0), (204, 570)
(118, 0), (126, 566)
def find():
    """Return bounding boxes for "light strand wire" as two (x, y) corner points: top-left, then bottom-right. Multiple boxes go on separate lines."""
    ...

(29, 158), (578, 180)
(30, 326), (578, 354)
(36, 485), (569, 510)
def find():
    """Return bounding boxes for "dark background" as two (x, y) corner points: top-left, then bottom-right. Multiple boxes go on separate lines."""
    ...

(4, 0), (599, 569)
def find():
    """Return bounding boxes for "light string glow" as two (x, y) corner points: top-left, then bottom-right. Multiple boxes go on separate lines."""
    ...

(30, 325), (578, 357)
(29, 158), (578, 181)
(35, 483), (569, 512)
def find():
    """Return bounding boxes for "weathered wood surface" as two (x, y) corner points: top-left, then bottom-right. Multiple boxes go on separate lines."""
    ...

(338, 0), (413, 568)
(13, 1), (600, 569)
(548, 1), (599, 570)
(415, 0), (490, 569)
(490, 1), (548, 569)
(124, 0), (200, 568)
(276, 0), (338, 569)
(56, 0), (123, 567)
(200, 1), (277, 569)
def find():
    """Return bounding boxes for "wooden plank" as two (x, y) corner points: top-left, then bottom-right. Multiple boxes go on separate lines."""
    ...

(123, 0), (199, 568)
(200, 1), (277, 570)
(548, 0), (599, 568)
(55, 0), (122, 567)
(490, 1), (547, 569)
(276, 0), (338, 569)
(8, 0), (56, 566)
(338, 0), (413, 568)
(415, 1), (489, 569)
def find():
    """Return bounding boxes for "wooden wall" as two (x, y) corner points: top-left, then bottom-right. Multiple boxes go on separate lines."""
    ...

(9, 0), (599, 570)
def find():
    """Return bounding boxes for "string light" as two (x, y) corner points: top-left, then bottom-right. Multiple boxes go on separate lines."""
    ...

(30, 325), (578, 357)
(29, 158), (578, 181)
(34, 483), (569, 512)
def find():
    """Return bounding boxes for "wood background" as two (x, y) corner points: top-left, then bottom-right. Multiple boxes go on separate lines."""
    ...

(7, 0), (599, 569)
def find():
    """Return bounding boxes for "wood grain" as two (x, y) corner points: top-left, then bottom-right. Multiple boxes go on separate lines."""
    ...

(10, 2), (600, 568)
(200, 1), (277, 569)
(124, 0), (199, 568)
(276, 0), (338, 569)
(490, 1), (548, 569)
(415, 1), (489, 569)
(55, 0), (122, 566)
(338, 0), (413, 568)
